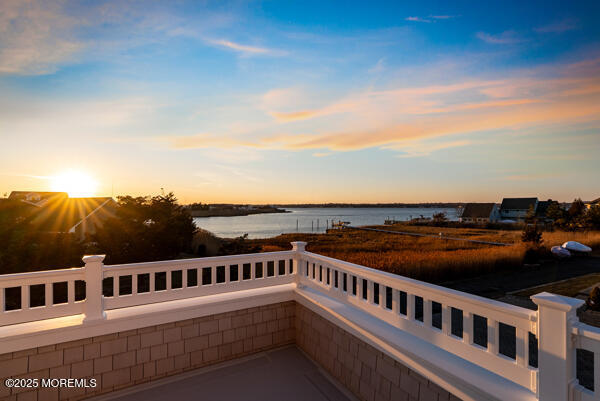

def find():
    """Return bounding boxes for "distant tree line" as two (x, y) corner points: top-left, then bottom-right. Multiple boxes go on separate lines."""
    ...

(544, 199), (600, 230)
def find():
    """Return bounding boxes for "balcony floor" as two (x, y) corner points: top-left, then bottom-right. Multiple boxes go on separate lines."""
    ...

(92, 346), (354, 401)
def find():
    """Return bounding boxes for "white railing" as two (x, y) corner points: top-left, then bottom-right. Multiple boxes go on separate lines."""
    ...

(0, 249), (298, 326)
(298, 250), (538, 392)
(571, 321), (600, 400)
(0, 268), (86, 326)
(0, 241), (597, 401)
(102, 251), (296, 309)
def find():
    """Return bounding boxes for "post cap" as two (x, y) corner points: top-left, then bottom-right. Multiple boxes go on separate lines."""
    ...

(82, 255), (106, 264)
(531, 292), (585, 312)
(291, 241), (307, 252)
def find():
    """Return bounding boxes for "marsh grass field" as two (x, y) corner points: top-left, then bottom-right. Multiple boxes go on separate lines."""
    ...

(248, 224), (600, 283)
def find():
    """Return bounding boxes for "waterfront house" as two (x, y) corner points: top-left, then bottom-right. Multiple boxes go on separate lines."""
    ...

(499, 197), (538, 222)
(458, 203), (499, 223)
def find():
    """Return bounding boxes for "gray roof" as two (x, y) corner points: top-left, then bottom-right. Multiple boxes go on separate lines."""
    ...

(461, 203), (496, 218)
(500, 198), (537, 211)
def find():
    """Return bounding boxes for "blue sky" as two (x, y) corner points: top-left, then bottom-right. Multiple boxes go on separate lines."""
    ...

(1, 0), (599, 203)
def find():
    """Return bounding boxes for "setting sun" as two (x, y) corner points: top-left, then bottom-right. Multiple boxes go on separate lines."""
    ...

(50, 170), (98, 198)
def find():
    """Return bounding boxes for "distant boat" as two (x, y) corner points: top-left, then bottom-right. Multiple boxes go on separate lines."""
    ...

(331, 220), (351, 229)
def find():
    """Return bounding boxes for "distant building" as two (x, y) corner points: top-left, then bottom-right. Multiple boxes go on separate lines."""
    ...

(534, 199), (559, 223)
(8, 191), (68, 207)
(586, 198), (600, 210)
(459, 203), (499, 224)
(499, 197), (538, 222)
(7, 191), (117, 240)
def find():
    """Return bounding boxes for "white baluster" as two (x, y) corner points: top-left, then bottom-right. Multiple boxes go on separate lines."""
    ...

(82, 254), (106, 323)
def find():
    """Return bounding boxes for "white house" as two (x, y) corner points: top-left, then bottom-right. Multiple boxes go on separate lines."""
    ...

(499, 197), (538, 222)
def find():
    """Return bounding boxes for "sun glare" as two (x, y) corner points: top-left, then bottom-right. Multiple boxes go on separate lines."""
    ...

(50, 170), (98, 198)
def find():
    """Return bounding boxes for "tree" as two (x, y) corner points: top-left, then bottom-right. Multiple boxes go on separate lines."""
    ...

(546, 201), (567, 225)
(432, 212), (448, 223)
(569, 198), (586, 218)
(521, 223), (543, 246)
(524, 204), (537, 224)
(586, 204), (600, 230)
(92, 193), (197, 264)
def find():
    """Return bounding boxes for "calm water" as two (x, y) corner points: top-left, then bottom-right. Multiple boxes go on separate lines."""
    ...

(194, 207), (458, 239)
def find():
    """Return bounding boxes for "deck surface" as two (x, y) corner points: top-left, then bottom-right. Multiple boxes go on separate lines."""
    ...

(91, 346), (353, 401)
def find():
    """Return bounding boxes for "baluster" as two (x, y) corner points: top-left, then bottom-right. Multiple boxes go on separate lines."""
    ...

(225, 265), (231, 283)
(424, 299), (432, 327)
(150, 272), (155, 293)
(407, 294), (415, 321)
(488, 319), (499, 355)
(442, 305), (451, 335)
(392, 289), (399, 315)
(251, 262), (256, 280)
(211, 266), (216, 284)
(464, 312), (473, 345)
(358, 278), (364, 301)
(166, 270), (172, 289)
(516, 328), (527, 366)
(68, 281), (75, 304)
(112, 276), (118, 297)
(0, 287), (4, 312)
(182, 269), (188, 289)
(132, 274), (138, 294)
(45, 282), (52, 307)
(21, 285), (29, 310)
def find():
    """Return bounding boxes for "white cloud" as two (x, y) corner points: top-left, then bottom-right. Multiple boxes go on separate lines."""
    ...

(476, 30), (522, 44)
(369, 58), (386, 74)
(405, 17), (431, 23)
(204, 38), (284, 56)
(534, 19), (578, 34)
(0, 0), (85, 75)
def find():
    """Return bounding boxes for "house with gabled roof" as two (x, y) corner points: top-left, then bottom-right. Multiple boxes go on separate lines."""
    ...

(586, 197), (600, 209)
(459, 203), (500, 223)
(499, 197), (538, 222)
(7, 191), (117, 240)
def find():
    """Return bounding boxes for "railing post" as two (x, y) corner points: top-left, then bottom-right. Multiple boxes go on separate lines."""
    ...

(291, 241), (307, 279)
(82, 255), (107, 323)
(532, 292), (584, 401)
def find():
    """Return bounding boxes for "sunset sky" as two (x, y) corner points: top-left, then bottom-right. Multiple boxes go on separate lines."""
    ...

(1, 0), (599, 203)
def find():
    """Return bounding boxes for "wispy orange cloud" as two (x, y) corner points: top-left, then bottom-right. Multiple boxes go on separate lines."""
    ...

(270, 110), (319, 121)
(168, 57), (600, 154)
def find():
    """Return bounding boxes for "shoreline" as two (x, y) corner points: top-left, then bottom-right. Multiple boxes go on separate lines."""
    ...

(190, 207), (290, 218)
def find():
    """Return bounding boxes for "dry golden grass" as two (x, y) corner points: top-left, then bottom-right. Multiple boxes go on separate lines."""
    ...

(542, 231), (600, 249)
(249, 225), (600, 283)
